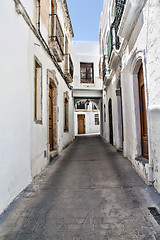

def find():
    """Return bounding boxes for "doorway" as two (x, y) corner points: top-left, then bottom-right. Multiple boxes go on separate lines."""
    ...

(109, 99), (113, 145)
(48, 69), (58, 155)
(49, 84), (53, 151)
(138, 65), (148, 159)
(78, 114), (85, 134)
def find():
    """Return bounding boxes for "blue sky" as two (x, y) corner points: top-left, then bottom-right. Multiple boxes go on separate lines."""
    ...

(67, 0), (103, 41)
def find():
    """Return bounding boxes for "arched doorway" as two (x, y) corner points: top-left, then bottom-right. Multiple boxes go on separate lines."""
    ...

(74, 99), (100, 136)
(108, 98), (113, 145)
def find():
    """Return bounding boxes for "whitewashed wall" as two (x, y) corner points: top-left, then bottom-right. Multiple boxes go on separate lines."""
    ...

(116, 2), (160, 187)
(29, 32), (73, 177)
(0, 1), (32, 214)
(100, 0), (160, 189)
(72, 41), (102, 138)
(72, 41), (102, 90)
(57, 78), (74, 152)
(102, 75), (123, 150)
(0, 0), (74, 214)
(102, 89), (108, 140)
(119, 1), (160, 185)
(144, 1), (160, 190)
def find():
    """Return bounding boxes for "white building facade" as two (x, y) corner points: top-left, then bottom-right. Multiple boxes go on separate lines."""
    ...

(100, 0), (160, 192)
(0, 0), (74, 214)
(74, 101), (100, 136)
(72, 41), (102, 137)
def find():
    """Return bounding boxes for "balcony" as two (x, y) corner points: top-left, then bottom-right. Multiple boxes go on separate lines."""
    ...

(107, 24), (120, 71)
(106, 0), (127, 71)
(102, 55), (112, 87)
(65, 53), (74, 83)
(49, 14), (64, 62)
(102, 55), (107, 81)
(118, 0), (146, 39)
(114, 0), (126, 30)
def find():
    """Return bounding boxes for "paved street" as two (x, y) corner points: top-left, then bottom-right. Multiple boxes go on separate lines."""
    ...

(1, 135), (160, 240)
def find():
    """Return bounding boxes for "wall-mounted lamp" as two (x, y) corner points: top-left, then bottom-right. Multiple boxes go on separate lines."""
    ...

(86, 99), (90, 106)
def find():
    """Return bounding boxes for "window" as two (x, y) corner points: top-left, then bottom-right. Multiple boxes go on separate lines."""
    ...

(80, 63), (94, 83)
(64, 92), (69, 132)
(34, 58), (42, 123)
(95, 114), (99, 125)
(50, 1), (55, 37)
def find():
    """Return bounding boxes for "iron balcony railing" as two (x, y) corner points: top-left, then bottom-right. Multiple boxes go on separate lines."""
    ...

(107, 0), (126, 63)
(107, 29), (113, 63)
(49, 14), (64, 55)
(65, 53), (74, 79)
(108, 23), (120, 62)
(102, 55), (111, 80)
(102, 55), (107, 80)
(115, 0), (126, 29)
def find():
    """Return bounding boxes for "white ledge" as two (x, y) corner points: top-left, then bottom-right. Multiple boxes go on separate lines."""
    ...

(108, 49), (121, 71)
(118, 0), (146, 40)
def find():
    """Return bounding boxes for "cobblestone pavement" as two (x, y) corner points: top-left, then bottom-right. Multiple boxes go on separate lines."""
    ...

(1, 135), (160, 240)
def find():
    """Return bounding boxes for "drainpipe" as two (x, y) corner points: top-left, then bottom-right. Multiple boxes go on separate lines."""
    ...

(37, 0), (53, 58)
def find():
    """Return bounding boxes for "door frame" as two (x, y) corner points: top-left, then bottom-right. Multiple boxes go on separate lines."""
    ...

(49, 84), (54, 151)
(108, 98), (113, 145)
(77, 114), (85, 134)
(138, 64), (148, 159)
(131, 54), (149, 159)
(47, 69), (58, 157)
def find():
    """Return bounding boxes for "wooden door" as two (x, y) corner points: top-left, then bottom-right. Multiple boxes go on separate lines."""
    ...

(138, 65), (148, 159)
(109, 99), (113, 145)
(78, 114), (85, 134)
(49, 85), (53, 151)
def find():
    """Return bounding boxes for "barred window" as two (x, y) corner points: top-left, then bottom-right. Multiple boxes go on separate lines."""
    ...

(95, 114), (99, 125)
(80, 63), (94, 83)
(34, 58), (42, 124)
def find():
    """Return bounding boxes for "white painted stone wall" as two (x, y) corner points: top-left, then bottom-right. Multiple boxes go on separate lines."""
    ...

(102, 88), (108, 140)
(57, 78), (74, 153)
(100, 0), (123, 150)
(100, 0), (160, 190)
(121, 1), (160, 186)
(145, 1), (160, 190)
(0, 0), (32, 214)
(72, 41), (102, 90)
(102, 75), (123, 150)
(0, 0), (74, 214)
(72, 41), (102, 137)
(29, 32), (74, 177)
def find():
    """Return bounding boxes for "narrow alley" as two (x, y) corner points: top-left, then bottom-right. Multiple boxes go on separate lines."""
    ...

(1, 135), (160, 240)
